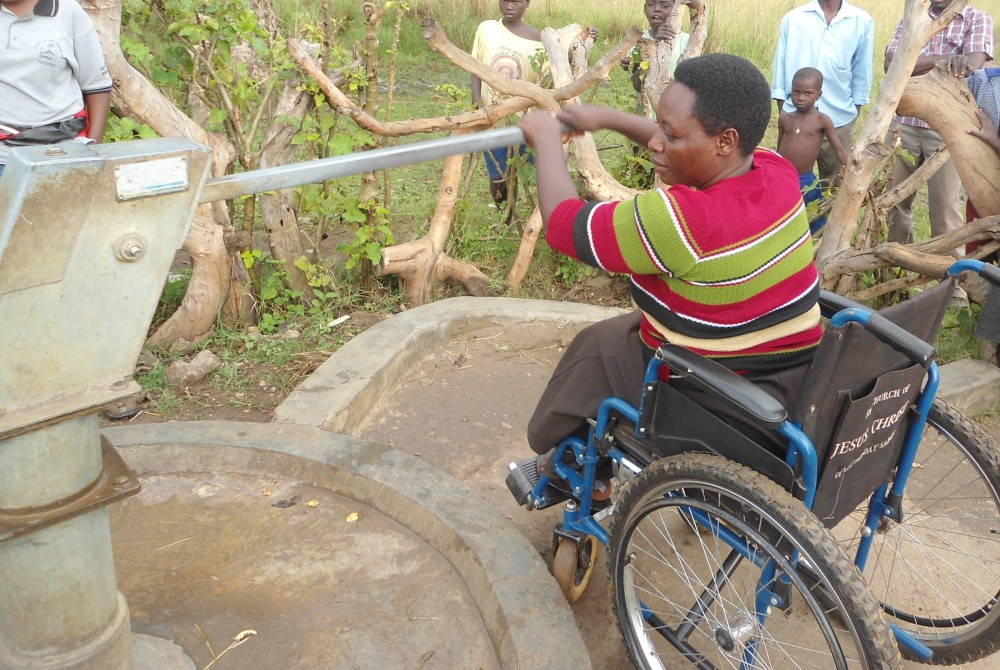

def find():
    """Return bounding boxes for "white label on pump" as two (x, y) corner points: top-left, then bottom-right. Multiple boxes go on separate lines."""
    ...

(114, 157), (189, 201)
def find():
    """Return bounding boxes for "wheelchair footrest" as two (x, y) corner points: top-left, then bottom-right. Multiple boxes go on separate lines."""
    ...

(506, 457), (570, 510)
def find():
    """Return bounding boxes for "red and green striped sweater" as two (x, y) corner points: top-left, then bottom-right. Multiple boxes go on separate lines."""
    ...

(547, 148), (822, 371)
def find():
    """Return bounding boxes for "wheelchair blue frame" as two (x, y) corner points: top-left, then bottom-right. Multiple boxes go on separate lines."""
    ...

(525, 259), (1000, 664)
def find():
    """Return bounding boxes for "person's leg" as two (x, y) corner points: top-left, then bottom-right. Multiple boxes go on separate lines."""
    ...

(800, 172), (826, 233)
(887, 122), (921, 244)
(526, 311), (647, 455)
(922, 130), (964, 256)
(817, 118), (856, 186)
(965, 200), (998, 261)
(483, 146), (509, 205)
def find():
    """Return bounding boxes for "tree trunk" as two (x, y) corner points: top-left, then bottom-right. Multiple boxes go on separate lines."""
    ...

(377, 131), (490, 303)
(257, 80), (315, 299)
(86, 0), (253, 346)
(897, 66), (1000, 217)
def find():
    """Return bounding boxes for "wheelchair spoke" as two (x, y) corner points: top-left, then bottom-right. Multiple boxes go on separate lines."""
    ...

(834, 399), (1000, 663)
(609, 454), (900, 670)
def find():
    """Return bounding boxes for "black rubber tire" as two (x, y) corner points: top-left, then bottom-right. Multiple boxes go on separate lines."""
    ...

(834, 398), (1000, 665)
(608, 452), (901, 670)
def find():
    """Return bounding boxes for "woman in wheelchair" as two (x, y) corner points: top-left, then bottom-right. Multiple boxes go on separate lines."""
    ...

(509, 52), (1000, 670)
(516, 53), (821, 493)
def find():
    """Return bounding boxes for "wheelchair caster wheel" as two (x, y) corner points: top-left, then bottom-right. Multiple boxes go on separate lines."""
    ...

(552, 535), (597, 604)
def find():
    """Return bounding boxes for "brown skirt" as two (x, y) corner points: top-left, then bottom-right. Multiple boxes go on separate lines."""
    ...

(526, 311), (810, 455)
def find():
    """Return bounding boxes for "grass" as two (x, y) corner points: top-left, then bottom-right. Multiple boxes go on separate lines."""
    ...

(271, 0), (999, 331)
(136, 0), (1000, 413)
(268, 0), (1000, 225)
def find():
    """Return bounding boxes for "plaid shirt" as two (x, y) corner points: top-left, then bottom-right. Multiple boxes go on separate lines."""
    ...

(967, 67), (1000, 128)
(887, 6), (994, 129)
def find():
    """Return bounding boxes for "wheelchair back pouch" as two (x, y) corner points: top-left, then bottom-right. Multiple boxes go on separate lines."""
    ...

(795, 280), (953, 527)
(810, 359), (926, 527)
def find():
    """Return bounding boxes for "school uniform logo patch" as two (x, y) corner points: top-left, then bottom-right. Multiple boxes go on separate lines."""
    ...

(37, 40), (63, 68)
(490, 49), (523, 80)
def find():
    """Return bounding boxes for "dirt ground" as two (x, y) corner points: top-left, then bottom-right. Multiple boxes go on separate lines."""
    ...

(113, 276), (631, 428)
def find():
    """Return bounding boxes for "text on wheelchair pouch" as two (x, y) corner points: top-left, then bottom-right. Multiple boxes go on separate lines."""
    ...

(829, 384), (912, 477)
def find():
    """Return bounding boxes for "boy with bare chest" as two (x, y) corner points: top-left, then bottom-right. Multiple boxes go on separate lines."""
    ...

(777, 67), (849, 233)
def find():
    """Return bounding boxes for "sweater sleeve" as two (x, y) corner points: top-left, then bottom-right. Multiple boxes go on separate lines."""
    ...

(546, 197), (643, 275)
(546, 191), (693, 278)
(545, 198), (588, 257)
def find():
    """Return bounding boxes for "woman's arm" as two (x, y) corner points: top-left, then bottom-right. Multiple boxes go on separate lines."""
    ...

(559, 104), (658, 148)
(517, 111), (578, 223)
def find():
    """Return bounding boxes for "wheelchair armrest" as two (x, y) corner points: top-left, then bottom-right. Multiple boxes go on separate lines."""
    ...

(655, 344), (787, 430)
(818, 290), (865, 319)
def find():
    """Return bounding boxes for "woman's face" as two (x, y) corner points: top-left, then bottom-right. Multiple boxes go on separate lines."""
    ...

(648, 82), (728, 189)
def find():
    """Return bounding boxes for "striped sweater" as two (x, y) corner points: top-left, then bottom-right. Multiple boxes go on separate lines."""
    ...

(547, 148), (822, 371)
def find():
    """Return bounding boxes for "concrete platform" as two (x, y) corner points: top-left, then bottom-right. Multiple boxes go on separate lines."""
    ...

(103, 421), (589, 669)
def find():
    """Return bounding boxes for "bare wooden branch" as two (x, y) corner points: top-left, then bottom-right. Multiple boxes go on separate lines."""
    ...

(422, 18), (559, 111)
(875, 143), (950, 213)
(897, 65), (1000, 216)
(287, 25), (638, 137)
(544, 25), (640, 203)
(507, 207), (545, 290)
(681, 0), (709, 65)
(819, 217), (1000, 291)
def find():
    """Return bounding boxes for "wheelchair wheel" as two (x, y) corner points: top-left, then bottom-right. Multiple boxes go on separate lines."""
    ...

(552, 535), (597, 604)
(835, 398), (1000, 664)
(608, 453), (901, 670)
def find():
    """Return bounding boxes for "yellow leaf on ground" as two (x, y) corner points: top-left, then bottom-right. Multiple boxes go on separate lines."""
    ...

(306, 500), (319, 507)
(346, 512), (360, 523)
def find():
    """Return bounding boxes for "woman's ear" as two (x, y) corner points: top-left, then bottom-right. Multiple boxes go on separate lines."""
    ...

(716, 128), (740, 156)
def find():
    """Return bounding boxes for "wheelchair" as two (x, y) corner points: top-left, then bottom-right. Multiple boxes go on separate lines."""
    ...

(506, 259), (1000, 670)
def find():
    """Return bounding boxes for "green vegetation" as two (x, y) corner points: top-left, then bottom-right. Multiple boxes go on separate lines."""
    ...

(123, 0), (999, 413)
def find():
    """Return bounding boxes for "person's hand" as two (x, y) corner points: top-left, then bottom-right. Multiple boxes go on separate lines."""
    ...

(557, 104), (605, 134)
(968, 108), (1000, 153)
(940, 54), (974, 77)
(652, 24), (679, 42)
(517, 110), (563, 147)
